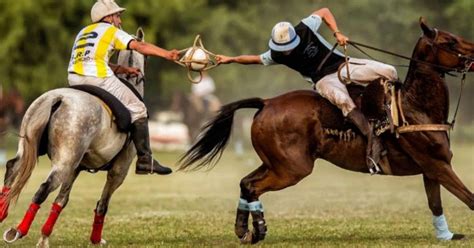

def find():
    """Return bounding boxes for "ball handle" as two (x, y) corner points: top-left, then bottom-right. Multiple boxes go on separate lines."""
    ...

(174, 35), (219, 83)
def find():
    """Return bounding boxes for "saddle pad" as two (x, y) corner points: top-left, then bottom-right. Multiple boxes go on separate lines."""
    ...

(70, 85), (131, 132)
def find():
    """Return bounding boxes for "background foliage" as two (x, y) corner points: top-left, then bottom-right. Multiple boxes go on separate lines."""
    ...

(0, 0), (472, 124)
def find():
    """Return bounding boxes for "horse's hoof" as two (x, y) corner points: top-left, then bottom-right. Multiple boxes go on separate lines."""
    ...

(36, 235), (50, 248)
(99, 239), (107, 245)
(451, 234), (465, 240)
(91, 238), (107, 246)
(239, 231), (253, 245)
(3, 228), (22, 243)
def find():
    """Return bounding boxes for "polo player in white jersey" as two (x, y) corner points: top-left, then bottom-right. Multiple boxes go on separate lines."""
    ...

(68, 0), (179, 175)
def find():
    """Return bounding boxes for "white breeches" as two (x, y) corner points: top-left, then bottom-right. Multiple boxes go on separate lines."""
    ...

(315, 58), (397, 116)
(68, 74), (147, 122)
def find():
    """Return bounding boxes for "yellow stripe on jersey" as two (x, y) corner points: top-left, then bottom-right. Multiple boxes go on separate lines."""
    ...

(95, 26), (117, 78)
(72, 23), (99, 75)
(115, 37), (128, 50)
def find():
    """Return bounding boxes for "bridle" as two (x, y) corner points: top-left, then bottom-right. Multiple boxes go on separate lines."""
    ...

(421, 28), (474, 73)
(126, 49), (146, 86)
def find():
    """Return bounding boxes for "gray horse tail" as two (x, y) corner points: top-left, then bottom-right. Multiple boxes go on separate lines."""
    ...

(178, 97), (265, 171)
(6, 93), (62, 205)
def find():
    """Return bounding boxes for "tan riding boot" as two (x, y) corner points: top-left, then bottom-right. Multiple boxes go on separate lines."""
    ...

(347, 109), (384, 174)
(131, 118), (173, 175)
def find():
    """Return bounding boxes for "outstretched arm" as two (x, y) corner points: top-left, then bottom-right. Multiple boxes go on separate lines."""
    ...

(129, 40), (179, 61)
(216, 54), (263, 65)
(313, 8), (348, 46)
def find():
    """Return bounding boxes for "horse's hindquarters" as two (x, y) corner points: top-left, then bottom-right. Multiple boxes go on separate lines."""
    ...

(46, 89), (128, 169)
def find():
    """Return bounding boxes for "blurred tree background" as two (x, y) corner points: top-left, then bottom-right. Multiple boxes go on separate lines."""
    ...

(0, 0), (472, 131)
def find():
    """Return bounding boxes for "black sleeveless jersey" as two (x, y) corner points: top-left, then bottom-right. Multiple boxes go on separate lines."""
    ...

(271, 22), (345, 82)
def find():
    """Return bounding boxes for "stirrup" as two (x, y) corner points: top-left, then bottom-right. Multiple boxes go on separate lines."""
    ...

(367, 157), (382, 175)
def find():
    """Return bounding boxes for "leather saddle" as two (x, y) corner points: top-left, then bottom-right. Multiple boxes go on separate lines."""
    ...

(347, 79), (402, 135)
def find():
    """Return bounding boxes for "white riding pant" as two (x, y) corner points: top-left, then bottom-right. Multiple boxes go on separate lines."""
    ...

(68, 74), (147, 122)
(315, 58), (397, 116)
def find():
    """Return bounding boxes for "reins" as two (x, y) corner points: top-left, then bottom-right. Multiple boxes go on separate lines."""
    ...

(348, 38), (470, 73)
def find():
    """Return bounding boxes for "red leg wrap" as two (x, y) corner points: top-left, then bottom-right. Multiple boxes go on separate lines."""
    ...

(17, 202), (40, 236)
(41, 203), (63, 236)
(90, 210), (105, 244)
(0, 186), (11, 221)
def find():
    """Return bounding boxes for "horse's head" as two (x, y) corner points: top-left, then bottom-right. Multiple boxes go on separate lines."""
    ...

(418, 18), (474, 73)
(117, 27), (147, 96)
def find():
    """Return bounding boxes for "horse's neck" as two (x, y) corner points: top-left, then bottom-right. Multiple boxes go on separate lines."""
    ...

(403, 56), (450, 124)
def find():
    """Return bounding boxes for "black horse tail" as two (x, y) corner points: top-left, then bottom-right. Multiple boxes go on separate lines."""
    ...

(178, 97), (264, 171)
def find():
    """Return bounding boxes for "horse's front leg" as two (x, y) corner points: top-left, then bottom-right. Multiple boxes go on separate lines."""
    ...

(36, 168), (81, 248)
(90, 145), (133, 245)
(400, 133), (474, 209)
(423, 175), (465, 240)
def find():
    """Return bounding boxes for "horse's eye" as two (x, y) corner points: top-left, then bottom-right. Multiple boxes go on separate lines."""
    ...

(447, 40), (457, 49)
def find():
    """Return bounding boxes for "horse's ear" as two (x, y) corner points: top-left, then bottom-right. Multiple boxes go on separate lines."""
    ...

(136, 27), (145, 42)
(419, 17), (436, 39)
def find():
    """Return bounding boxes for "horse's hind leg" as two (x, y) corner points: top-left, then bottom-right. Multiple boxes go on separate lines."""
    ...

(90, 145), (133, 245)
(236, 155), (314, 244)
(3, 160), (80, 243)
(234, 165), (267, 240)
(36, 168), (81, 248)
(423, 175), (465, 240)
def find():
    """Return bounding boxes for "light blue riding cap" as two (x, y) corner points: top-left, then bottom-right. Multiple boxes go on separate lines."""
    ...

(268, 22), (301, 52)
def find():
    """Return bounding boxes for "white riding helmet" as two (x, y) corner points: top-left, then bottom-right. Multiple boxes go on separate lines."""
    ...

(268, 22), (301, 52)
(91, 0), (126, 23)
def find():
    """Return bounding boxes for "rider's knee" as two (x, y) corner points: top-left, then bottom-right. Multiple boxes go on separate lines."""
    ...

(130, 108), (148, 123)
(384, 65), (398, 80)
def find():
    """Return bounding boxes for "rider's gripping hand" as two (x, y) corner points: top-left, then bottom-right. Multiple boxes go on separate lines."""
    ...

(124, 66), (141, 77)
(216, 55), (233, 64)
(167, 49), (180, 61)
(335, 32), (349, 46)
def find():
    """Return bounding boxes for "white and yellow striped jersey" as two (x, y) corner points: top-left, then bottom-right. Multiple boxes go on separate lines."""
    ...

(68, 22), (134, 78)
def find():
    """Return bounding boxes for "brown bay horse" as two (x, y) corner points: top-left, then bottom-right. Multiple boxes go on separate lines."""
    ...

(179, 19), (474, 244)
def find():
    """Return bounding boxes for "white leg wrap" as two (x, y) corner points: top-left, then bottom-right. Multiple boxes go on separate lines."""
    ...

(248, 201), (264, 212)
(432, 214), (454, 240)
(237, 198), (249, 211)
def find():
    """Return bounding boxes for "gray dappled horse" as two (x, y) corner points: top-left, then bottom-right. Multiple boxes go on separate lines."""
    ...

(0, 28), (147, 247)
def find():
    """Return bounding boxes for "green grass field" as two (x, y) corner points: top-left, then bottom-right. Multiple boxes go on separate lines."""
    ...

(0, 143), (472, 247)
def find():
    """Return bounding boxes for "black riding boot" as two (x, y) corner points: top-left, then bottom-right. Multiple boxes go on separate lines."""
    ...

(347, 109), (384, 174)
(131, 118), (172, 175)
